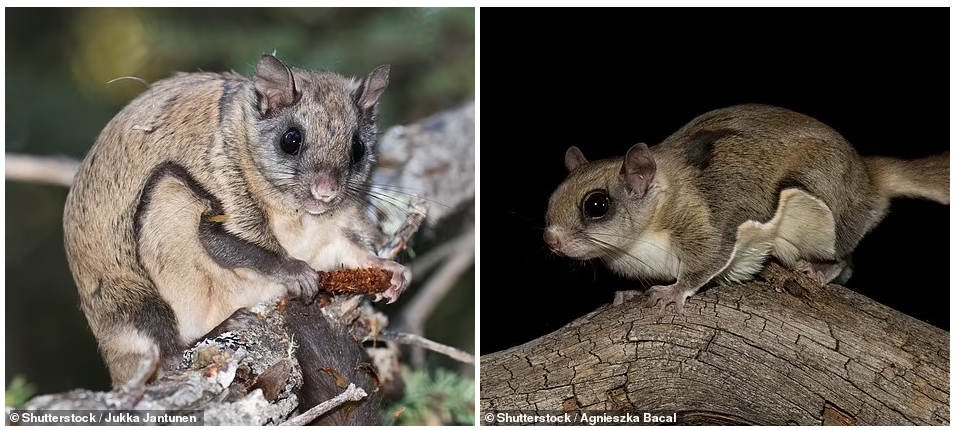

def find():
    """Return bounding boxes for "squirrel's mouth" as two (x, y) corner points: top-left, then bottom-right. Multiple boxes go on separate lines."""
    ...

(298, 194), (344, 216)
(297, 174), (344, 215)
(301, 200), (328, 215)
(300, 198), (331, 215)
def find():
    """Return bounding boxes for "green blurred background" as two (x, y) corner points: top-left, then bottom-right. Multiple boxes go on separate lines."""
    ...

(5, 6), (475, 410)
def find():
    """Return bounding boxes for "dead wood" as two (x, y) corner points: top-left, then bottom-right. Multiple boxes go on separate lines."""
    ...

(480, 263), (949, 426)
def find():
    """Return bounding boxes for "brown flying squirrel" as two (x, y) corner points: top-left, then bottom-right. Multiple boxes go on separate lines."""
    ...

(544, 104), (949, 313)
(63, 55), (407, 421)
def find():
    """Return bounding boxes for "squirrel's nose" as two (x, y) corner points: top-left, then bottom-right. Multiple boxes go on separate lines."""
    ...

(543, 229), (561, 250)
(310, 174), (339, 202)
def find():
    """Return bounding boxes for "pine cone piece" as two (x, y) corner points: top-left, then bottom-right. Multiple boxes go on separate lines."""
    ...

(317, 268), (392, 294)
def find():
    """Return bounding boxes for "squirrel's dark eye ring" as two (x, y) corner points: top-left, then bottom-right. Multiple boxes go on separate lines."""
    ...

(350, 134), (365, 165)
(281, 128), (302, 155)
(582, 191), (611, 220)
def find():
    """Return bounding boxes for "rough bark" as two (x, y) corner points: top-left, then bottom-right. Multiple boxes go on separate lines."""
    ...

(374, 99), (475, 224)
(480, 263), (949, 426)
(14, 297), (380, 425)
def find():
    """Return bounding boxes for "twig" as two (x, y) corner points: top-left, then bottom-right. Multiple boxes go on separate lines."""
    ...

(5, 153), (79, 186)
(396, 227), (474, 368)
(106, 76), (150, 87)
(399, 228), (475, 336)
(375, 330), (474, 364)
(279, 383), (367, 426)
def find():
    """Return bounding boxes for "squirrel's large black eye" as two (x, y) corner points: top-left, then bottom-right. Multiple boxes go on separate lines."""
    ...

(350, 134), (365, 165)
(582, 191), (611, 220)
(281, 128), (302, 155)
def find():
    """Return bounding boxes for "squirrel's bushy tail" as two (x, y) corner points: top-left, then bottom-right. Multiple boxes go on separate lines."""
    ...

(865, 152), (950, 205)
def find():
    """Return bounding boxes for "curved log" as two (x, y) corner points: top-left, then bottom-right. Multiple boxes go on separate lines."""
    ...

(480, 263), (948, 426)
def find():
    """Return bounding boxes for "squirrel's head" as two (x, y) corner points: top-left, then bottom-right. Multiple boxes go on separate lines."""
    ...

(246, 54), (389, 216)
(544, 144), (660, 261)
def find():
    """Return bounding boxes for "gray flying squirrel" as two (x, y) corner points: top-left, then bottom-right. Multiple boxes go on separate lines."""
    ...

(63, 54), (409, 424)
(544, 104), (949, 313)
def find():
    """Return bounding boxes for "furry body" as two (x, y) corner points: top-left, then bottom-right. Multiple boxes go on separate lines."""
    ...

(545, 104), (949, 311)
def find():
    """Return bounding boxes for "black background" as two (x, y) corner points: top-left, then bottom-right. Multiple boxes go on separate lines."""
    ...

(481, 9), (950, 354)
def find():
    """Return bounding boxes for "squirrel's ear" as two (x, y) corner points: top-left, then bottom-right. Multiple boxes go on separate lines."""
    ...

(356, 65), (390, 115)
(254, 54), (297, 116)
(620, 143), (656, 199)
(564, 146), (589, 172)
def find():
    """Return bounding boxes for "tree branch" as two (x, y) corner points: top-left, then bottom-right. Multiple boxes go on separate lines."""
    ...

(396, 227), (475, 368)
(374, 100), (475, 224)
(399, 227), (475, 335)
(480, 263), (949, 426)
(376, 330), (475, 364)
(5, 154), (78, 186)
(280, 384), (367, 426)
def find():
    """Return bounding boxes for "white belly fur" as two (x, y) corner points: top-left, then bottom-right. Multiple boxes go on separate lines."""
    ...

(604, 230), (682, 282)
(721, 188), (837, 283)
(273, 209), (369, 272)
(181, 209), (370, 343)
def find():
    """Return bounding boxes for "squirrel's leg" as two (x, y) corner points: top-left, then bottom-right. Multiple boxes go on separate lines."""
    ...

(793, 258), (849, 286)
(641, 236), (735, 314)
(643, 271), (715, 315)
(136, 163), (310, 347)
(770, 188), (842, 286)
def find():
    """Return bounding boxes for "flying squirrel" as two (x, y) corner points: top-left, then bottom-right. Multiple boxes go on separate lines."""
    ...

(63, 54), (408, 424)
(544, 104), (949, 312)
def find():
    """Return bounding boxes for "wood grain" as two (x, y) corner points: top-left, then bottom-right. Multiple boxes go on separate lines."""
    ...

(480, 263), (949, 426)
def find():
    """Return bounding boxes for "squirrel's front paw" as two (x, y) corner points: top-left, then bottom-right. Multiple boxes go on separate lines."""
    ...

(366, 258), (410, 304)
(278, 258), (320, 301)
(645, 284), (688, 314)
